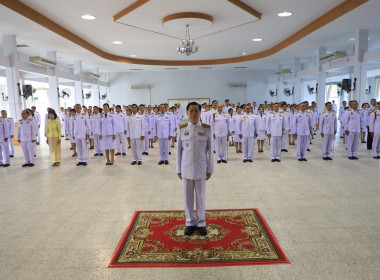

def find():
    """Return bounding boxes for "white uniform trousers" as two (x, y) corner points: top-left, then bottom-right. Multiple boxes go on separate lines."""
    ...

(94, 134), (103, 154)
(346, 132), (359, 157)
(215, 136), (227, 160)
(168, 140), (172, 154)
(183, 178), (206, 227)
(75, 138), (89, 163)
(36, 128), (41, 143)
(281, 133), (288, 149)
(131, 138), (143, 162)
(297, 135), (309, 159)
(158, 138), (170, 161)
(61, 123), (65, 137)
(8, 137), (14, 155)
(143, 132), (149, 153)
(32, 141), (37, 156)
(21, 141), (34, 164)
(242, 136), (254, 160)
(0, 141), (10, 164)
(270, 136), (282, 160)
(115, 132), (126, 153)
(322, 134), (335, 158)
(372, 135), (380, 157)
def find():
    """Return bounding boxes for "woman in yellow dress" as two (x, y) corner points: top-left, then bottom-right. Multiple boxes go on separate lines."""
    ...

(46, 110), (61, 166)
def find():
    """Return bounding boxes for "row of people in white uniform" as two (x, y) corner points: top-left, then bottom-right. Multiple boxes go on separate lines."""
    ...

(63, 103), (182, 165)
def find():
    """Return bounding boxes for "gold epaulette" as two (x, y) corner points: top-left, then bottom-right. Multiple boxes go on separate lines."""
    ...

(179, 123), (188, 129)
(201, 123), (211, 128)
(373, 109), (377, 113)
(322, 110), (326, 114)
(19, 119), (23, 122)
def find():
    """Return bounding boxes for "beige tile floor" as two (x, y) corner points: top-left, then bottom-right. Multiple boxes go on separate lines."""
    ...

(1, 134), (379, 280)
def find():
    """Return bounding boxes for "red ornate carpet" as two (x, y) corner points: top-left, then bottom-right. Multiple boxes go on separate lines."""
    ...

(108, 209), (290, 268)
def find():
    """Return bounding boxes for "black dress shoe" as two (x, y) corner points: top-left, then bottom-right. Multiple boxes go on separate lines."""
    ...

(100, 153), (104, 156)
(145, 152), (149, 155)
(298, 159), (303, 161)
(302, 158), (307, 161)
(184, 226), (195, 236)
(70, 147), (73, 150)
(169, 152), (171, 155)
(82, 162), (87, 166)
(307, 149), (311, 152)
(217, 160), (221, 163)
(22, 164), (29, 167)
(158, 161), (164, 165)
(3, 164), (10, 167)
(352, 156), (359, 160)
(275, 159), (281, 162)
(115, 152), (121, 156)
(281, 149), (288, 152)
(327, 157), (333, 160)
(243, 159), (247, 163)
(248, 159), (253, 162)
(28, 163), (35, 167)
(164, 161), (169, 165)
(373, 156), (379, 159)
(94, 153), (99, 156)
(0, 164), (3, 167)
(131, 161), (137, 165)
(138, 161), (142, 165)
(222, 160), (227, 163)
(76, 162), (83, 166)
(197, 227), (207, 236)
(271, 159), (276, 162)
(323, 157), (328, 160)
(348, 157), (354, 160)
(122, 152), (126, 156)
(10, 155), (14, 158)
(72, 153), (77, 157)
(128, 146), (131, 149)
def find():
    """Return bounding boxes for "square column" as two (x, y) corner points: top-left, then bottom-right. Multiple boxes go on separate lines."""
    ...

(3, 35), (22, 119)
(292, 57), (301, 104)
(74, 61), (83, 105)
(353, 29), (369, 104)
(47, 51), (60, 111)
(316, 47), (327, 110)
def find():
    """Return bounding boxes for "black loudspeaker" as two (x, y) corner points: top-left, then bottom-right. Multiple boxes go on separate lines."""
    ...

(341, 79), (351, 92)
(22, 85), (33, 99)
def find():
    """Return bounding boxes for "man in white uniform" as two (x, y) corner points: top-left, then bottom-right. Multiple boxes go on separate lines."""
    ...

(90, 106), (103, 156)
(127, 104), (145, 165)
(17, 110), (37, 167)
(114, 105), (127, 156)
(155, 104), (174, 165)
(72, 104), (91, 166)
(266, 103), (285, 162)
(343, 100), (361, 160)
(177, 102), (213, 236)
(319, 102), (337, 160)
(237, 105), (258, 162)
(1, 110), (14, 157)
(213, 104), (231, 163)
(31, 106), (41, 145)
(0, 111), (10, 167)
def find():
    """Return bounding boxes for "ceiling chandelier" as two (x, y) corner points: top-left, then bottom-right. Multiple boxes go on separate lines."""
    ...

(177, 25), (199, 56)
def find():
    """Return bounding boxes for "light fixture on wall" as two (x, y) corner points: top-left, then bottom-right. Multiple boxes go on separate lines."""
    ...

(177, 25), (199, 56)
(1, 92), (8, 101)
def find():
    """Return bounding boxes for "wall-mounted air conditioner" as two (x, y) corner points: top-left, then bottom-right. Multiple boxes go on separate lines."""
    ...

(29, 56), (56, 68)
(131, 85), (151, 90)
(319, 51), (347, 61)
(228, 83), (247, 88)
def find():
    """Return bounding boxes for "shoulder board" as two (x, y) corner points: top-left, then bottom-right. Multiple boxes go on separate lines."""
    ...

(179, 123), (188, 129)
(28, 118), (33, 121)
(8, 117), (13, 119)
(373, 109), (377, 113)
(322, 110), (326, 114)
(19, 119), (23, 122)
(201, 123), (211, 128)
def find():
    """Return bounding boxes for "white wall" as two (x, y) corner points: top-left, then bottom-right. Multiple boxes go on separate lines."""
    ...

(109, 70), (274, 106)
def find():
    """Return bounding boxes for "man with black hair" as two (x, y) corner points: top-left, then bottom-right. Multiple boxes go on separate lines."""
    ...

(177, 102), (213, 236)
(343, 100), (361, 160)
(72, 104), (90, 166)
(319, 102), (337, 160)
(114, 105), (127, 156)
(127, 104), (145, 165)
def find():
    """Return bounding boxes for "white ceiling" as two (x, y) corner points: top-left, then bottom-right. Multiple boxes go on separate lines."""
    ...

(0, 0), (379, 73)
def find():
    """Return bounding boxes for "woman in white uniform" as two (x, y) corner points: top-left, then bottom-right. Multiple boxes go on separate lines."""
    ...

(99, 103), (116, 165)
(232, 107), (243, 153)
(256, 106), (267, 152)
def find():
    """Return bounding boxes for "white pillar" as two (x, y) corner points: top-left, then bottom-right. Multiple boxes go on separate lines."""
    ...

(47, 51), (60, 111)
(316, 47), (327, 109)
(292, 57), (301, 104)
(3, 35), (22, 119)
(74, 61), (83, 105)
(353, 29), (369, 104)
(276, 65), (282, 103)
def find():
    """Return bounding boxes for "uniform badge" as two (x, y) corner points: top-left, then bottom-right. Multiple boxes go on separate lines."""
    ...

(186, 143), (189, 147)
(81, 117), (84, 119)
(120, 115), (123, 117)
(26, 121), (30, 124)
(306, 115), (309, 117)
(184, 129), (189, 136)
(165, 117), (168, 119)
(199, 132), (207, 136)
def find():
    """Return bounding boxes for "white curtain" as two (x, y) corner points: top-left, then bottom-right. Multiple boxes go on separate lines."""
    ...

(375, 77), (380, 101)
